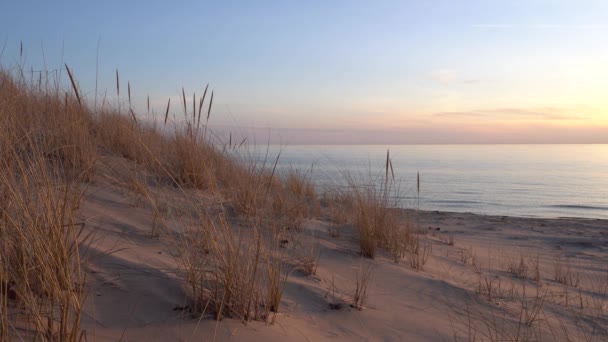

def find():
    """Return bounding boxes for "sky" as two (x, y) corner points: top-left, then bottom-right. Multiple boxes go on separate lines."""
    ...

(1, 0), (608, 144)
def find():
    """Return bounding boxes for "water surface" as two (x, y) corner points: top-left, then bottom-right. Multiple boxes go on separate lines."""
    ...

(260, 144), (608, 219)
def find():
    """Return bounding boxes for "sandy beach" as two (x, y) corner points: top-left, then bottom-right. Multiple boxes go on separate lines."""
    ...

(76, 156), (608, 341)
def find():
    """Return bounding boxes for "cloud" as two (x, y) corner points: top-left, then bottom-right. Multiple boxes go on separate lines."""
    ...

(472, 24), (608, 30)
(208, 123), (608, 144)
(433, 107), (584, 121)
(434, 111), (486, 118)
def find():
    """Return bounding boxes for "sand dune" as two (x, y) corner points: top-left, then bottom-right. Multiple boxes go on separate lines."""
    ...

(75, 156), (608, 341)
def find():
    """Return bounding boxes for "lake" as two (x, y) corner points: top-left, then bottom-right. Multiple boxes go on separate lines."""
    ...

(258, 144), (608, 219)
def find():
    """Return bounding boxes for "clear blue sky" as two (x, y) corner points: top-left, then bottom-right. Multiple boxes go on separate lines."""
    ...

(2, 0), (607, 143)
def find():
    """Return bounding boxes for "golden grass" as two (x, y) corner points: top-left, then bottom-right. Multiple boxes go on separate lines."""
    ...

(177, 208), (288, 322)
(348, 179), (395, 258)
(344, 151), (426, 267)
(93, 84), (297, 324)
(0, 68), (93, 341)
(444, 243), (608, 341)
(0, 60), (295, 339)
(352, 260), (374, 310)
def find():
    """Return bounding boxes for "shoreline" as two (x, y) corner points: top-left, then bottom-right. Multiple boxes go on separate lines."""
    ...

(401, 207), (608, 222)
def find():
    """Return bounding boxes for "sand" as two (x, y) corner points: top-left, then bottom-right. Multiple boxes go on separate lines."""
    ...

(77, 157), (608, 341)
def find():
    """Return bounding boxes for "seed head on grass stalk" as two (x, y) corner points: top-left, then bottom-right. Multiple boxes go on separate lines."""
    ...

(116, 69), (121, 114)
(197, 84), (209, 132)
(203, 90), (214, 140)
(164, 98), (171, 126)
(127, 81), (138, 124)
(192, 92), (196, 128)
(64, 64), (81, 108)
(116, 69), (120, 96)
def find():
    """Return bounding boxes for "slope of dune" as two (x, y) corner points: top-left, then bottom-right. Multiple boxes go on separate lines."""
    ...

(74, 154), (608, 341)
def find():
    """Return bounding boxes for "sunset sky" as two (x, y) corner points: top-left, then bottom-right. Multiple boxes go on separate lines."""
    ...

(2, 0), (607, 143)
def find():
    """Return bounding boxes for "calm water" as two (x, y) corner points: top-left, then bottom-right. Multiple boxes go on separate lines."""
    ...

(260, 144), (608, 219)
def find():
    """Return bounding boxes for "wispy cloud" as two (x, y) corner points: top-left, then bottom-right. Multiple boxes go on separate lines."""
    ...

(433, 107), (584, 120)
(472, 24), (608, 30)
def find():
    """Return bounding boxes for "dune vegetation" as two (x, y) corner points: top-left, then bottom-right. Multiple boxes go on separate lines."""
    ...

(1, 58), (607, 342)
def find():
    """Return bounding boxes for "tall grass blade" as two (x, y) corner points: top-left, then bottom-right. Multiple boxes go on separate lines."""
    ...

(385, 149), (390, 183)
(129, 108), (138, 125)
(192, 92), (196, 127)
(64, 63), (82, 107)
(203, 90), (214, 139)
(182, 87), (187, 118)
(95, 38), (100, 110)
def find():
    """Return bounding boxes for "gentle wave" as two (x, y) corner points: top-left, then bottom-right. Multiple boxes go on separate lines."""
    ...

(548, 204), (608, 211)
(429, 200), (490, 205)
(454, 190), (482, 195)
